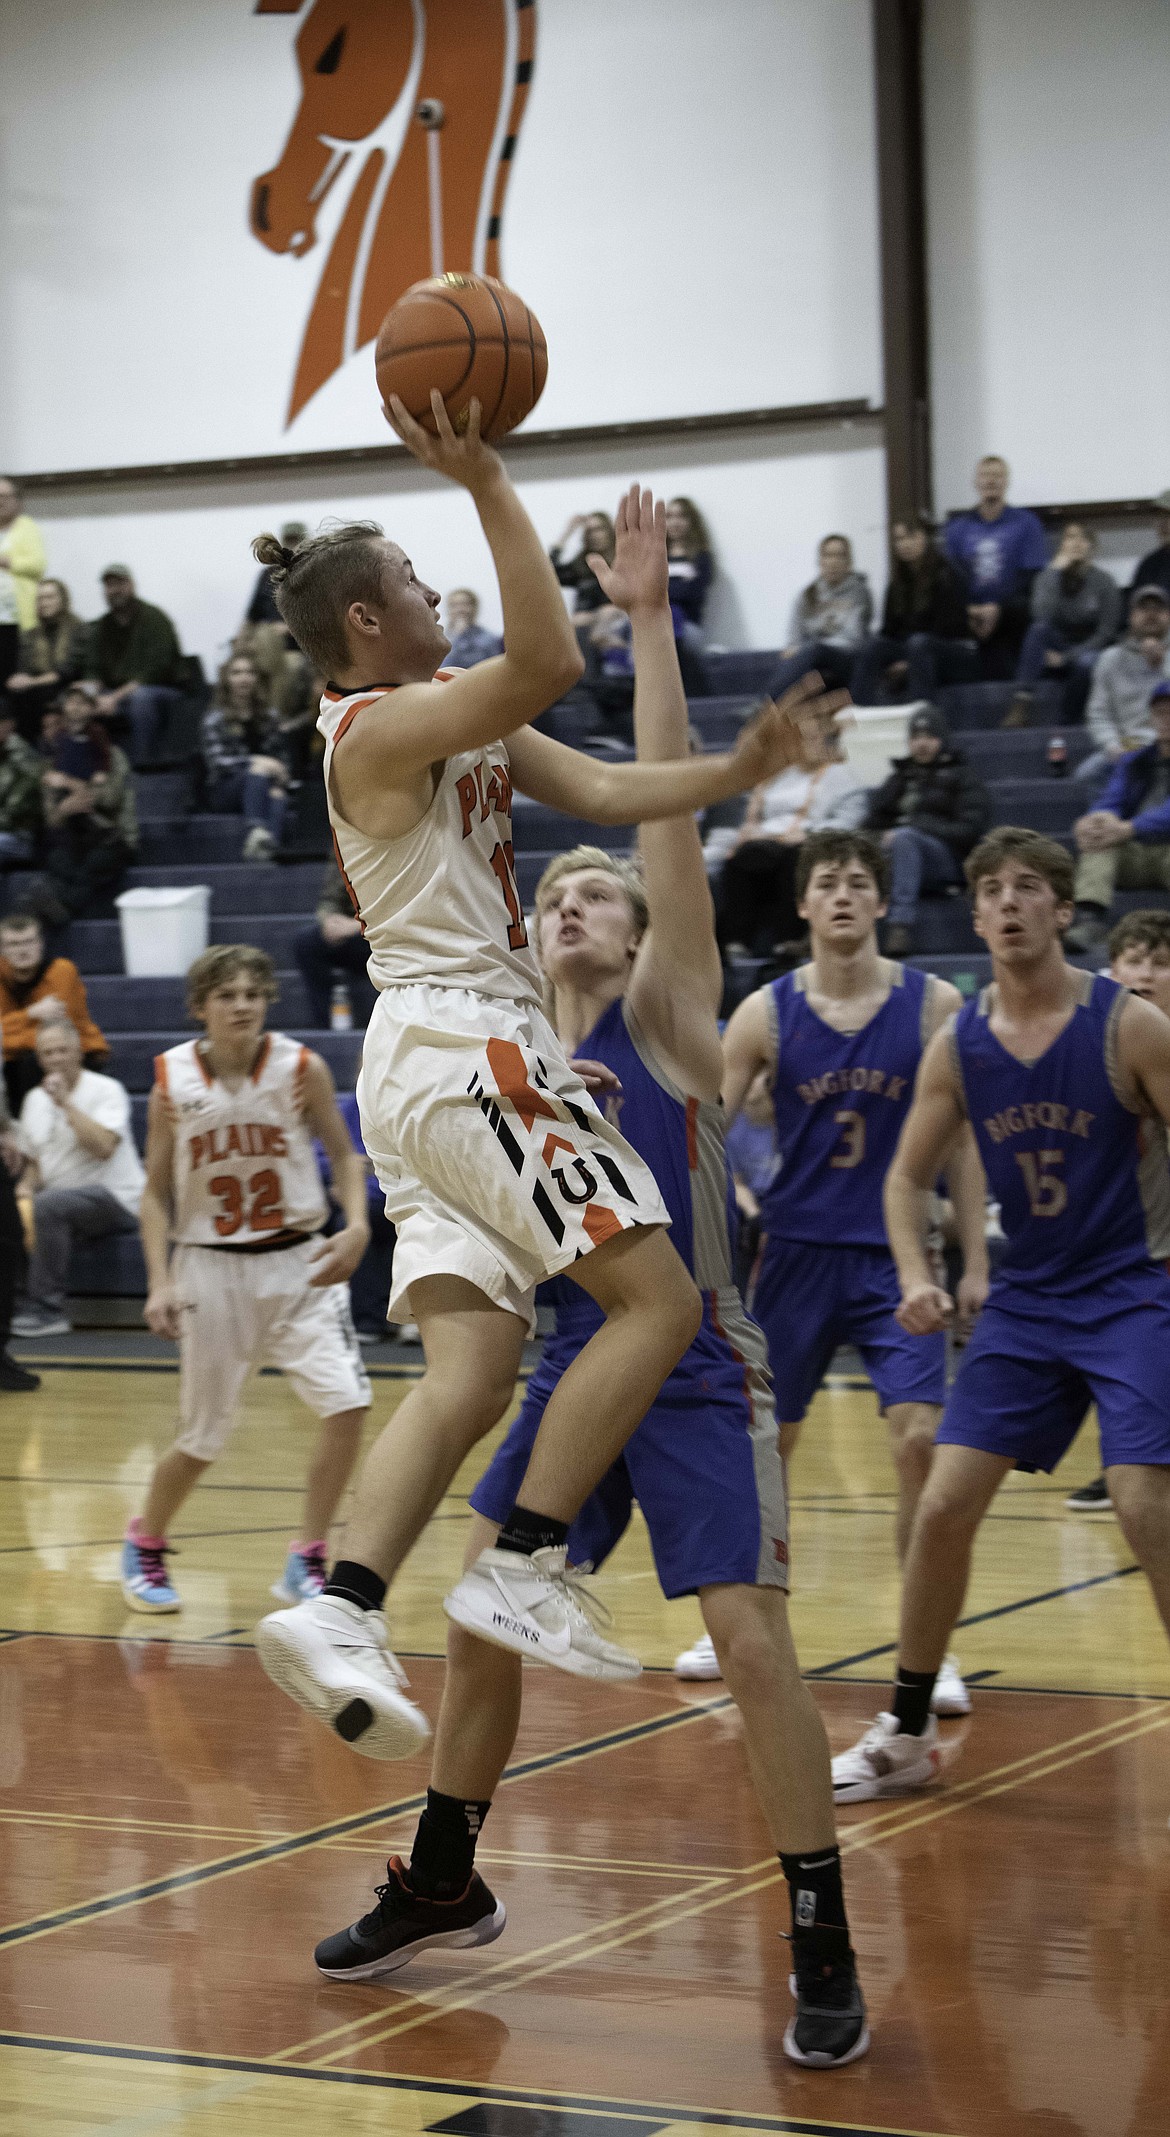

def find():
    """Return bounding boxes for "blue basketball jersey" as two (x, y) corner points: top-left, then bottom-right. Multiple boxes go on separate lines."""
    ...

(543, 996), (739, 1357)
(953, 971), (1170, 1298)
(759, 962), (934, 1247)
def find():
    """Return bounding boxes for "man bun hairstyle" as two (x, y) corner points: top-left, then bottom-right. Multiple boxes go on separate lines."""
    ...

(250, 520), (390, 676)
(964, 826), (1075, 906)
(1108, 908), (1170, 963)
(796, 828), (889, 902)
(186, 944), (279, 1016)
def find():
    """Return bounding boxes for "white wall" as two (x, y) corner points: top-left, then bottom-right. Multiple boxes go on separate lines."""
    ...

(923, 0), (1170, 512)
(0, 0), (880, 472)
(32, 420), (886, 673)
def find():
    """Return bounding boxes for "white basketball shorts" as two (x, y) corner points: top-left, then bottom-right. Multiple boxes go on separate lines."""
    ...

(357, 983), (671, 1326)
(173, 1237), (372, 1460)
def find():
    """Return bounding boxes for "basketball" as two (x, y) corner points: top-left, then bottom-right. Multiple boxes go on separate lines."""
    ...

(374, 271), (548, 442)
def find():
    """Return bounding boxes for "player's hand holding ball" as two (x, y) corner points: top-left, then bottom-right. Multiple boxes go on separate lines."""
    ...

(896, 1282), (954, 1336)
(383, 389), (504, 496)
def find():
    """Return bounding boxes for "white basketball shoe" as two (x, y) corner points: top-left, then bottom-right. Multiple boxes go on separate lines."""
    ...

(673, 1631), (722, 1681)
(255, 1595), (431, 1759)
(443, 1546), (641, 1681)
(831, 1712), (942, 1802)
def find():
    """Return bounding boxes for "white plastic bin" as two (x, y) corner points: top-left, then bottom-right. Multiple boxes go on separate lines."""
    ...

(116, 885), (211, 977)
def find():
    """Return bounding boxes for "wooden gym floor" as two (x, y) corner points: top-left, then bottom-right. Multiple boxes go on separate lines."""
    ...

(0, 1347), (1167, 2137)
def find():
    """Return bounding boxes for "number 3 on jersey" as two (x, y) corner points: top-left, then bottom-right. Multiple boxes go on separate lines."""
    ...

(209, 1168), (285, 1237)
(489, 840), (529, 951)
(830, 1108), (866, 1169)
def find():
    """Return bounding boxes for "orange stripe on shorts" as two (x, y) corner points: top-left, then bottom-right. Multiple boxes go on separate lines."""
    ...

(486, 1038), (559, 1133)
(582, 1203), (624, 1248)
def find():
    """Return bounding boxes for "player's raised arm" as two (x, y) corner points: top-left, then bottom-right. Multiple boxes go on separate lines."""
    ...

(884, 1023), (968, 1333)
(721, 987), (775, 1124)
(140, 1083), (180, 1340)
(1115, 988), (1170, 1124)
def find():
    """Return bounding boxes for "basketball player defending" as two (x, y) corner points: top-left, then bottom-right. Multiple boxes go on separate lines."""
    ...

(121, 947), (372, 1613)
(704, 830), (988, 1709)
(253, 395), (838, 1760)
(310, 489), (866, 2069)
(833, 829), (1170, 1800)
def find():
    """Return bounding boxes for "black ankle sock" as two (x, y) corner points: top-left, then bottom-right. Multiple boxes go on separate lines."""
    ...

(323, 1559), (387, 1613)
(779, 1846), (849, 1937)
(495, 1504), (570, 1558)
(891, 1665), (937, 1737)
(409, 1788), (492, 1898)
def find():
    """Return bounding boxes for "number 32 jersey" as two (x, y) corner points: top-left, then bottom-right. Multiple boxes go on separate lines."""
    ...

(759, 962), (937, 1248)
(318, 680), (542, 1005)
(156, 1033), (328, 1247)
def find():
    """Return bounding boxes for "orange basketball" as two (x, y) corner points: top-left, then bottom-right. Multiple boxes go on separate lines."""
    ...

(374, 272), (547, 443)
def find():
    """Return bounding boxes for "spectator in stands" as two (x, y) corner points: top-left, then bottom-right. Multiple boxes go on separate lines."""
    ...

(40, 681), (139, 920)
(666, 496), (715, 632)
(777, 534), (873, 694)
(443, 588), (503, 669)
(1005, 523), (1120, 728)
(1129, 490), (1170, 606)
(0, 478), (46, 690)
(864, 706), (991, 955)
(0, 1090), (39, 1391)
(0, 704), (45, 870)
(852, 515), (972, 704)
(713, 719), (865, 958)
(293, 862), (376, 1029)
(5, 579), (90, 740)
(549, 511), (616, 617)
(943, 455), (1048, 708)
(1077, 586), (1170, 788)
(202, 653), (289, 861)
(0, 910), (109, 1113)
(1067, 681), (1170, 952)
(11, 1019), (143, 1337)
(88, 566), (184, 765)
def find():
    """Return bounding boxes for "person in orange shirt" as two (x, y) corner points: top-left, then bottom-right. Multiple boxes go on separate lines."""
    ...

(0, 910), (109, 1114)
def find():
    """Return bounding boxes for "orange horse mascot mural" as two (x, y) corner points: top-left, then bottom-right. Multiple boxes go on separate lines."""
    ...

(251, 1), (538, 426)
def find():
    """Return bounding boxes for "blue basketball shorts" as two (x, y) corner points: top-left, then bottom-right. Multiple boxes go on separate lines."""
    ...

(470, 1289), (789, 1597)
(751, 1237), (946, 1424)
(937, 1268), (1170, 1472)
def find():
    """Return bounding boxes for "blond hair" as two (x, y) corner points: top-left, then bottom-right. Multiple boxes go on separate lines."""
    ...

(534, 846), (649, 940)
(186, 944), (279, 1016)
(251, 522), (390, 676)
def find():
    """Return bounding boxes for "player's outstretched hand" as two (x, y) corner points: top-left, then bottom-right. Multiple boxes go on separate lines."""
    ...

(730, 671), (852, 791)
(144, 1283), (183, 1342)
(569, 1057), (622, 1100)
(587, 485), (668, 616)
(896, 1282), (954, 1336)
(307, 1224), (370, 1289)
(382, 390), (503, 493)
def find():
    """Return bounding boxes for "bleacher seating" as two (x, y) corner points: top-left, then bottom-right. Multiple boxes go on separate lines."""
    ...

(16, 656), (1165, 1310)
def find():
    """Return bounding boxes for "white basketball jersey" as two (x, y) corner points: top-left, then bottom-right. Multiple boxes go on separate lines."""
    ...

(156, 1032), (328, 1247)
(318, 677), (542, 1002)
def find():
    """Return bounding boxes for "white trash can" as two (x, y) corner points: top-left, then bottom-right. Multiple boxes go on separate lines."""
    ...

(116, 885), (211, 977)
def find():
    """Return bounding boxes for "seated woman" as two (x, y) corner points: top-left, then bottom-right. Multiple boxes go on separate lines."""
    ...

(768, 533), (874, 700)
(714, 719), (866, 959)
(40, 681), (138, 921)
(851, 517), (973, 704)
(5, 579), (90, 741)
(665, 496), (715, 694)
(201, 652), (289, 860)
(549, 509), (617, 624)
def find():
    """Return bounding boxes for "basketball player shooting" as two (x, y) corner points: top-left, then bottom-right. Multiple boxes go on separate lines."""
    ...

(252, 392), (847, 1760)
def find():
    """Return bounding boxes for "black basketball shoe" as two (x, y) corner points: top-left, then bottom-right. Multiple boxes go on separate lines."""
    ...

(784, 1930), (870, 2068)
(314, 1856), (506, 1980)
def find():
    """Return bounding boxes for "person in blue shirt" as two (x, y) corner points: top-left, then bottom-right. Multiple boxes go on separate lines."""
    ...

(1067, 679), (1170, 953)
(832, 825), (1170, 1801)
(943, 456), (1049, 706)
(311, 489), (871, 2070)
(441, 587), (503, 669)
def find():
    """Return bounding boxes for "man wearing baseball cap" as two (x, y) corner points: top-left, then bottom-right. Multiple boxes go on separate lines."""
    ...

(85, 566), (183, 765)
(862, 705), (991, 956)
(1069, 676), (1170, 952)
(1080, 584), (1170, 790)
